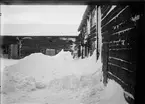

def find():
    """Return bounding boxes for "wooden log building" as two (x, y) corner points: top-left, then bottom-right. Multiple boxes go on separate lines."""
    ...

(76, 5), (101, 60)
(0, 2), (144, 103)
(76, 4), (144, 104)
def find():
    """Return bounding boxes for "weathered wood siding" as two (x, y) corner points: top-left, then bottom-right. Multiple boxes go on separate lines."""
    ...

(89, 25), (97, 56)
(101, 4), (143, 97)
(88, 7), (98, 57)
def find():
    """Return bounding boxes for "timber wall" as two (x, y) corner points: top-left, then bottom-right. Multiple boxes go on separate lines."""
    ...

(101, 4), (143, 99)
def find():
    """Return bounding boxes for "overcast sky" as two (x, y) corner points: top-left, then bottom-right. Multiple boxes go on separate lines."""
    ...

(0, 5), (87, 36)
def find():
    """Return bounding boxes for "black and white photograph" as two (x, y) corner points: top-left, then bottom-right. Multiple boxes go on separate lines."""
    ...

(0, 1), (144, 104)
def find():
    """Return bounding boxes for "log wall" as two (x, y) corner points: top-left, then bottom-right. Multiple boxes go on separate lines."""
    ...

(101, 4), (143, 99)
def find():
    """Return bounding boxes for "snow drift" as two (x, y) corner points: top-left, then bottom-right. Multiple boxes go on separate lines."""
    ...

(0, 58), (19, 89)
(1, 49), (128, 104)
(0, 58), (19, 72)
(98, 79), (129, 104)
(2, 49), (101, 88)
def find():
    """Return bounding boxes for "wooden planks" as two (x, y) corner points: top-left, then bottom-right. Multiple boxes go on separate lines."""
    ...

(108, 28), (137, 42)
(90, 25), (96, 34)
(109, 49), (136, 63)
(107, 71), (135, 95)
(108, 64), (136, 91)
(101, 6), (139, 43)
(109, 56), (136, 72)
(100, 5), (141, 98)
(102, 20), (137, 37)
(101, 5), (126, 28)
(101, 5), (112, 19)
(102, 5), (131, 33)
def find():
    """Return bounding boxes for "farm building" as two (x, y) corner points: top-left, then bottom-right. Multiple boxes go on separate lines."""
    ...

(76, 5), (101, 59)
(0, 36), (77, 59)
(76, 4), (144, 103)
(0, 1), (144, 104)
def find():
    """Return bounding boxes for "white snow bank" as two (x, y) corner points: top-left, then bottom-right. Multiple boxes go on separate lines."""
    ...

(0, 58), (19, 72)
(54, 49), (73, 61)
(98, 79), (128, 104)
(71, 50), (102, 76)
(1, 49), (102, 94)
(1, 50), (130, 104)
(79, 79), (129, 104)
(0, 58), (20, 87)
(48, 74), (80, 92)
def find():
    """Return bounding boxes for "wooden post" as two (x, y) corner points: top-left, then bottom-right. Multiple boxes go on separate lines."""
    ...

(16, 37), (22, 59)
(82, 45), (84, 59)
(98, 6), (108, 86)
(98, 6), (102, 61)
(102, 43), (109, 86)
(81, 45), (83, 59)
(96, 5), (99, 61)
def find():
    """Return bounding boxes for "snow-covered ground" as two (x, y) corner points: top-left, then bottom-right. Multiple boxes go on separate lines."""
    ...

(0, 58), (19, 72)
(1, 50), (128, 104)
(0, 58), (20, 87)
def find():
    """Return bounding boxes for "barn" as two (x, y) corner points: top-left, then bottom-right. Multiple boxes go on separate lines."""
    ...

(0, 36), (77, 59)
